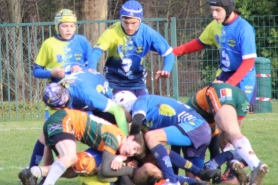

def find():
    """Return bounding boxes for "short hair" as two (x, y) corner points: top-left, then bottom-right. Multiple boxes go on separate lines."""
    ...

(131, 133), (148, 159)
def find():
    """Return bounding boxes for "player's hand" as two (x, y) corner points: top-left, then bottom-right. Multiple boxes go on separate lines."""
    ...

(126, 159), (138, 168)
(155, 70), (170, 80)
(50, 68), (65, 78)
(71, 65), (82, 72)
(111, 155), (127, 171)
(212, 80), (224, 84)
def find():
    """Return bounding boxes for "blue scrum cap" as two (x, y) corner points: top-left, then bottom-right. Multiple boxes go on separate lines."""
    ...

(120, 0), (143, 22)
(43, 83), (69, 108)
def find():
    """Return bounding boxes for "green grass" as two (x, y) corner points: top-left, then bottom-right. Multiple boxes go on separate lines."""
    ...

(0, 113), (277, 185)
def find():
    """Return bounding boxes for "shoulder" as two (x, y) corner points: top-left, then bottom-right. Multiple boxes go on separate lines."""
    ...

(73, 34), (91, 43)
(105, 22), (121, 33)
(206, 20), (222, 30)
(234, 17), (255, 31)
(41, 37), (58, 45)
(139, 23), (158, 34)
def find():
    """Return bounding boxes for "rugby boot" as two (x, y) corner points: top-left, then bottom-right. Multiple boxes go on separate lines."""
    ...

(202, 160), (221, 181)
(231, 160), (249, 185)
(18, 168), (37, 185)
(249, 162), (269, 185)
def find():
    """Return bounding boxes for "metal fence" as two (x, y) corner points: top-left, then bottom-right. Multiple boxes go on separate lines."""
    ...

(1, 15), (277, 121)
(0, 18), (178, 121)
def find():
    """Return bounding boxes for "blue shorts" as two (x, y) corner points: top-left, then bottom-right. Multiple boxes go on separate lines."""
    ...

(216, 68), (257, 105)
(163, 119), (211, 159)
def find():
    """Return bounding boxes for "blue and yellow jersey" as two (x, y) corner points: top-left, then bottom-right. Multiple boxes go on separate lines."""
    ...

(132, 95), (204, 130)
(60, 71), (113, 111)
(93, 22), (173, 89)
(199, 17), (257, 72)
(35, 34), (94, 81)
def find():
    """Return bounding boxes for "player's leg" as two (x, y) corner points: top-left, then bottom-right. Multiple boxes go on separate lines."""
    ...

(43, 133), (78, 185)
(144, 129), (180, 184)
(132, 162), (163, 185)
(169, 149), (220, 181)
(170, 145), (181, 174)
(214, 105), (268, 184)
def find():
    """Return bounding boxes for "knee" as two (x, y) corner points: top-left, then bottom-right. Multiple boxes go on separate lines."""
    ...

(64, 153), (78, 166)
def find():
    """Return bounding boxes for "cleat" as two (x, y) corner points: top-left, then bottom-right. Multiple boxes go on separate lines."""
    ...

(18, 168), (37, 185)
(202, 160), (221, 181)
(249, 163), (269, 185)
(199, 168), (221, 181)
(231, 161), (249, 185)
(154, 179), (181, 185)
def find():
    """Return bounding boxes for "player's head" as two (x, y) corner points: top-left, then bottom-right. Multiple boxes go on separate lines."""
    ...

(118, 134), (147, 159)
(209, 0), (235, 23)
(113, 90), (137, 113)
(43, 83), (69, 108)
(73, 151), (97, 175)
(120, 0), (143, 36)
(54, 9), (77, 39)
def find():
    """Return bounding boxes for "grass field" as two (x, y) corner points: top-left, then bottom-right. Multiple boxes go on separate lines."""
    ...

(0, 113), (277, 185)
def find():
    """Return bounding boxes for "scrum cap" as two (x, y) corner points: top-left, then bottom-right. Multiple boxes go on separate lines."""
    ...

(120, 0), (143, 22)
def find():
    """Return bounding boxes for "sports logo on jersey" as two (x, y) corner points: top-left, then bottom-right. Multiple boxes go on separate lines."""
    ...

(56, 54), (63, 63)
(177, 111), (196, 123)
(158, 104), (176, 117)
(220, 88), (233, 101)
(136, 46), (143, 53)
(48, 123), (62, 133)
(75, 53), (82, 60)
(228, 39), (236, 47)
(242, 101), (250, 112)
(121, 58), (132, 72)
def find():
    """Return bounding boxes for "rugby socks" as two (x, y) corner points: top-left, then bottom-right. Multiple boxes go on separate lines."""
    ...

(150, 144), (177, 183)
(233, 137), (260, 170)
(211, 151), (234, 166)
(43, 161), (66, 185)
(169, 150), (201, 175)
(30, 166), (42, 178)
(29, 139), (44, 167)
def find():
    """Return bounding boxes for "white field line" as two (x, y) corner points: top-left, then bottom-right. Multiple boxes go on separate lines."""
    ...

(0, 166), (27, 171)
(0, 127), (42, 131)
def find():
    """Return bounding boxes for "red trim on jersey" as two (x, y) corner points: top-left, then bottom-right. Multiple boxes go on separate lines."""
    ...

(172, 39), (205, 56)
(237, 116), (245, 120)
(226, 58), (254, 86)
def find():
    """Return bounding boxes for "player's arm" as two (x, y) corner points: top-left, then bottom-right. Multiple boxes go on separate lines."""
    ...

(172, 39), (205, 56)
(90, 48), (104, 69)
(130, 98), (147, 135)
(106, 100), (129, 136)
(90, 28), (112, 69)
(226, 58), (255, 86)
(33, 63), (51, 78)
(98, 151), (135, 178)
(130, 113), (145, 135)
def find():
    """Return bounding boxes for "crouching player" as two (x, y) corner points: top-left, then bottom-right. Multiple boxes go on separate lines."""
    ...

(114, 91), (220, 185)
(18, 108), (146, 185)
(186, 82), (268, 185)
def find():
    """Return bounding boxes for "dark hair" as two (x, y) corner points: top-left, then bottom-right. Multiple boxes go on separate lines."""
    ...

(132, 133), (148, 159)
